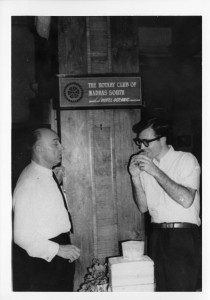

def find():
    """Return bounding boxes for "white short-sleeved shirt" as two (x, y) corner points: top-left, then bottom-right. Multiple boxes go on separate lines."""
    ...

(139, 146), (201, 225)
(13, 161), (71, 262)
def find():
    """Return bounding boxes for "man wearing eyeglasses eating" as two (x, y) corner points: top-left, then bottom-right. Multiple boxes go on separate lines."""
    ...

(128, 117), (201, 291)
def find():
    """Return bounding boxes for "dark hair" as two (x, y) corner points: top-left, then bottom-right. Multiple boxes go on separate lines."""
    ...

(132, 117), (170, 139)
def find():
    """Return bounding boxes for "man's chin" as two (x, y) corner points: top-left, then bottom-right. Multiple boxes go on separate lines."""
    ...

(145, 152), (152, 159)
(142, 151), (149, 157)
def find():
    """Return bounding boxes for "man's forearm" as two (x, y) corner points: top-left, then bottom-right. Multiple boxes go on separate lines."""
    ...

(154, 168), (196, 208)
(131, 176), (148, 213)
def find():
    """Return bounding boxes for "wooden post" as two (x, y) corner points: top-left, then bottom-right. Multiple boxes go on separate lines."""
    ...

(58, 17), (87, 75)
(57, 16), (144, 291)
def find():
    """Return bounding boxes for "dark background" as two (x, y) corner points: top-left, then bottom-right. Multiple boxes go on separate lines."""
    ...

(12, 16), (202, 189)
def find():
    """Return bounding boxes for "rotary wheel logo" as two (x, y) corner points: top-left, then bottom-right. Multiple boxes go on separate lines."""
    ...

(64, 82), (83, 102)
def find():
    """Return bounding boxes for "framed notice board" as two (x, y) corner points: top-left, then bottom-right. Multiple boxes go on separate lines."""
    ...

(58, 76), (142, 108)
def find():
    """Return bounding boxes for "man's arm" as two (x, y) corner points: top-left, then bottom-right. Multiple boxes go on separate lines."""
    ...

(128, 153), (148, 213)
(131, 175), (148, 213)
(137, 155), (196, 208)
(154, 167), (196, 208)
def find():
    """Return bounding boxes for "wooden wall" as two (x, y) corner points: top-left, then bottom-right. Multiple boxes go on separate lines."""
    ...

(60, 109), (143, 288)
(57, 16), (143, 290)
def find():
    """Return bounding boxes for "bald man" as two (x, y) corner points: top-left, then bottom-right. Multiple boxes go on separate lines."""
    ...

(13, 128), (80, 291)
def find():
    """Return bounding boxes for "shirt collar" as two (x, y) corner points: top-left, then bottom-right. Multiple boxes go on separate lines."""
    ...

(153, 145), (174, 166)
(31, 160), (53, 176)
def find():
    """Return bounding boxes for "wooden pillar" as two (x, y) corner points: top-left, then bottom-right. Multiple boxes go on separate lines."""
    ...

(57, 16), (144, 291)
(86, 16), (111, 73)
(58, 17), (87, 75)
(58, 17), (91, 291)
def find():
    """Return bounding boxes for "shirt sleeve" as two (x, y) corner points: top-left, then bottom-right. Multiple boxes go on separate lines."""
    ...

(177, 153), (201, 190)
(13, 184), (59, 262)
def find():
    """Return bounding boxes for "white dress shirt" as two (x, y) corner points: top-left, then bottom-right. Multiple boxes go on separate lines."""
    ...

(13, 161), (71, 262)
(140, 146), (201, 225)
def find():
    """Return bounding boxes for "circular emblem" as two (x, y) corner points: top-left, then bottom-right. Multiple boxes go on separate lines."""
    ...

(64, 82), (83, 102)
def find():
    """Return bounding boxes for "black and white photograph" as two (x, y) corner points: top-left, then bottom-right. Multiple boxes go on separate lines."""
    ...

(0, 0), (209, 298)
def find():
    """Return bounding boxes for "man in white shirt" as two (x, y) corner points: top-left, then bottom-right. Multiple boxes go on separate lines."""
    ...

(128, 117), (201, 291)
(13, 128), (80, 291)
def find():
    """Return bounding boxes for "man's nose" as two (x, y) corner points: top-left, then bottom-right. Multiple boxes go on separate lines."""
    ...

(141, 143), (147, 150)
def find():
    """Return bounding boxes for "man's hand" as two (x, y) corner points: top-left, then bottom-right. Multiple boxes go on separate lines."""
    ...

(57, 244), (80, 263)
(128, 152), (148, 213)
(137, 154), (159, 177)
(128, 151), (148, 178)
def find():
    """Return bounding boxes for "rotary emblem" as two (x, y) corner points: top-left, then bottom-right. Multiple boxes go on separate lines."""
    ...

(64, 82), (83, 102)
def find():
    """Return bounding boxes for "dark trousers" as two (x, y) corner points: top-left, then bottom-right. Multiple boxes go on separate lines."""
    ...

(149, 227), (201, 291)
(12, 233), (75, 292)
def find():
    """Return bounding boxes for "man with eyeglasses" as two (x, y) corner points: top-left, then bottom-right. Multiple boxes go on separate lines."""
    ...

(128, 117), (201, 291)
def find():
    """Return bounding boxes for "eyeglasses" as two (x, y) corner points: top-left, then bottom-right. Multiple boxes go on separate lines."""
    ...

(133, 136), (163, 148)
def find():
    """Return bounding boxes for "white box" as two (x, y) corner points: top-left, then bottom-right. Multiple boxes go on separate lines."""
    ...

(122, 241), (145, 259)
(108, 255), (154, 288)
(111, 283), (155, 292)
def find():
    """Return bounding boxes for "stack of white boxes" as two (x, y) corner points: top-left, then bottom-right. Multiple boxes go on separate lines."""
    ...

(108, 241), (155, 292)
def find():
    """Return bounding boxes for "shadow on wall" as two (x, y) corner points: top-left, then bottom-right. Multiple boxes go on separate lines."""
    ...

(12, 122), (51, 192)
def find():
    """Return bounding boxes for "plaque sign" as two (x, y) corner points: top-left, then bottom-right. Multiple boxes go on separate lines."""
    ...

(58, 76), (142, 108)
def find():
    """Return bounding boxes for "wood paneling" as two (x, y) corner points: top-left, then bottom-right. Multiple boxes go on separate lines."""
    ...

(58, 16), (143, 291)
(60, 108), (143, 290)
(58, 17), (87, 75)
(60, 110), (94, 291)
(114, 109), (144, 243)
(91, 111), (118, 259)
(87, 17), (111, 73)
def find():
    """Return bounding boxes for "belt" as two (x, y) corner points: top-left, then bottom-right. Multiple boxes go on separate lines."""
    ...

(152, 222), (198, 229)
(49, 232), (70, 244)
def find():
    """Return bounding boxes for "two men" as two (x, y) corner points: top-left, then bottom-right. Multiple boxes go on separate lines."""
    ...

(13, 128), (80, 291)
(13, 118), (201, 292)
(129, 117), (201, 291)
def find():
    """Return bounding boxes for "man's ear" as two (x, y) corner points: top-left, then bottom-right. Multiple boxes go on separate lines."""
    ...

(34, 144), (43, 153)
(160, 136), (167, 145)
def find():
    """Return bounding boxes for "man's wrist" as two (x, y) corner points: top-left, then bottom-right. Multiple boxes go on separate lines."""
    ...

(131, 174), (140, 179)
(153, 166), (162, 179)
(131, 174), (141, 184)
